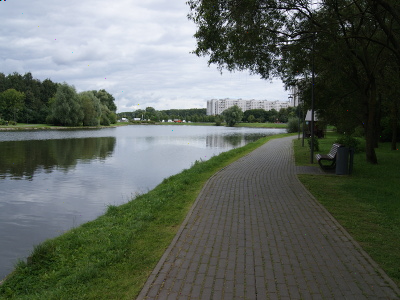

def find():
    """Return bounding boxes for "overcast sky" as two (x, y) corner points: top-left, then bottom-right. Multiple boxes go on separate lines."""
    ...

(1, 0), (289, 112)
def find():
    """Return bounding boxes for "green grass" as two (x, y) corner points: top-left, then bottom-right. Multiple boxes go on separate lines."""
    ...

(235, 122), (287, 128)
(294, 133), (400, 287)
(0, 123), (52, 129)
(0, 133), (294, 300)
(0, 123), (125, 130)
(155, 122), (215, 126)
(155, 122), (287, 128)
(0, 122), (287, 130)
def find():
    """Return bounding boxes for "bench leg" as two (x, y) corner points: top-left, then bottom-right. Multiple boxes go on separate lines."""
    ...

(318, 160), (336, 170)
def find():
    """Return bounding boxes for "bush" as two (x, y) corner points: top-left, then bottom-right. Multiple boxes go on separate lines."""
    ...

(286, 117), (299, 133)
(8, 121), (17, 125)
(379, 117), (400, 143)
(215, 116), (222, 126)
(307, 136), (320, 151)
(0, 119), (7, 125)
(352, 125), (365, 138)
(335, 135), (364, 153)
(100, 115), (110, 126)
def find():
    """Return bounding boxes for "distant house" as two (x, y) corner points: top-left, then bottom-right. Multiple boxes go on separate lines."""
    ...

(133, 118), (141, 121)
(118, 117), (128, 122)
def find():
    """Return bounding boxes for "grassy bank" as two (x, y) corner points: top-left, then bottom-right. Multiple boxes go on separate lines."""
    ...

(235, 122), (287, 128)
(0, 133), (294, 299)
(154, 122), (287, 128)
(293, 133), (400, 287)
(0, 122), (287, 130)
(0, 123), (129, 131)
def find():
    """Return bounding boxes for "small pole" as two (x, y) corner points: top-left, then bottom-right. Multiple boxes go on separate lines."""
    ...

(310, 33), (315, 164)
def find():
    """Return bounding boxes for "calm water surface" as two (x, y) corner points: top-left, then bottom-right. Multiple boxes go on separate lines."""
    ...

(0, 125), (285, 279)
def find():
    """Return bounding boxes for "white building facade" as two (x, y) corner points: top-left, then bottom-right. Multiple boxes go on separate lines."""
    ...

(206, 98), (294, 116)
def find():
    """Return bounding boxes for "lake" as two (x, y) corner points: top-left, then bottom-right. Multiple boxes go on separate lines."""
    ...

(0, 125), (285, 280)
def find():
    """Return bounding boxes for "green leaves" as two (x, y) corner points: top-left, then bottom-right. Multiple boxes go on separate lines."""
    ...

(0, 89), (25, 121)
(221, 105), (243, 126)
(79, 91), (101, 126)
(49, 83), (83, 126)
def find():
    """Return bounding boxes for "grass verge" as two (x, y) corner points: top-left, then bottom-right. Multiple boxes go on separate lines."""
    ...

(0, 123), (126, 130)
(0, 122), (287, 130)
(293, 133), (400, 287)
(235, 122), (287, 128)
(154, 122), (286, 128)
(0, 133), (294, 299)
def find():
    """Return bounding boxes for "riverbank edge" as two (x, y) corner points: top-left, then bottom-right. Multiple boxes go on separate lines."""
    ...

(0, 122), (287, 131)
(0, 125), (122, 131)
(0, 133), (294, 299)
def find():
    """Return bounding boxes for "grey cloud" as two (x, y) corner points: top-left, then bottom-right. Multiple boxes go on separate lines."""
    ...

(1, 0), (288, 112)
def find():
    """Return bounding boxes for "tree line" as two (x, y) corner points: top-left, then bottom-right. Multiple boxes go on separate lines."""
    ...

(188, 0), (400, 163)
(118, 106), (297, 123)
(119, 108), (212, 122)
(0, 72), (117, 126)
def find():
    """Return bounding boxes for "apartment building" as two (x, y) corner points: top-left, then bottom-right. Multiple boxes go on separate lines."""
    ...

(206, 98), (293, 116)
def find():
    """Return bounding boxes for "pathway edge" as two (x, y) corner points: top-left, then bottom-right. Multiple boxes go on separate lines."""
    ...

(291, 142), (400, 296)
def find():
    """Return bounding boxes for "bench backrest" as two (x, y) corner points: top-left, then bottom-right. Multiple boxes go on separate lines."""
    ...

(329, 143), (342, 157)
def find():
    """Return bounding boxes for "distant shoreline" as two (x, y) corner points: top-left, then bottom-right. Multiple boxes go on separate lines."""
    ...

(0, 122), (287, 131)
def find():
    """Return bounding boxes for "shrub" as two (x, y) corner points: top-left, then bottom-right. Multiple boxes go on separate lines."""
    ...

(379, 117), (400, 143)
(100, 115), (110, 126)
(307, 136), (320, 151)
(286, 117), (299, 133)
(352, 125), (365, 138)
(335, 135), (364, 153)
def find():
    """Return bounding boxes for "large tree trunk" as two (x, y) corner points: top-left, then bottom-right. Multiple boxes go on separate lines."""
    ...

(365, 80), (378, 164)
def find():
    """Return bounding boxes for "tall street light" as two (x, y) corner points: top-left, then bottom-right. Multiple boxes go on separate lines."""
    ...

(310, 33), (315, 164)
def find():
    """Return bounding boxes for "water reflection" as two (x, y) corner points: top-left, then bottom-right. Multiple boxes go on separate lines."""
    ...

(0, 137), (116, 180)
(207, 132), (272, 148)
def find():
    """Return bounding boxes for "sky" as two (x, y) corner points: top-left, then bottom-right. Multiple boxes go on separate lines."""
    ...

(1, 0), (289, 113)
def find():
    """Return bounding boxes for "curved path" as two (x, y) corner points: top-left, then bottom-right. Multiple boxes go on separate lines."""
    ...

(137, 136), (399, 299)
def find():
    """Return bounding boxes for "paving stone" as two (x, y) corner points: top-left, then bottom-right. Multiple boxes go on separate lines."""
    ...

(201, 287), (212, 299)
(189, 285), (202, 298)
(136, 136), (400, 300)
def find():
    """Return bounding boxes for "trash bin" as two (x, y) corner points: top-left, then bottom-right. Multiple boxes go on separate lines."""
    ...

(348, 148), (354, 175)
(336, 146), (349, 175)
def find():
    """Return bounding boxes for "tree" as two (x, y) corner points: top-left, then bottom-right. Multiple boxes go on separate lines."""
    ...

(243, 109), (267, 123)
(0, 89), (25, 121)
(79, 91), (101, 126)
(222, 105), (243, 127)
(48, 83), (83, 126)
(145, 106), (159, 121)
(93, 89), (117, 112)
(187, 0), (400, 163)
(99, 104), (117, 126)
(267, 109), (279, 123)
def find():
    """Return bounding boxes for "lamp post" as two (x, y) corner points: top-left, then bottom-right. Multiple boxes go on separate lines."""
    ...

(310, 33), (315, 164)
(288, 94), (301, 140)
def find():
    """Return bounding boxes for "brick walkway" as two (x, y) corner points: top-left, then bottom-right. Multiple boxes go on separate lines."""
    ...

(137, 136), (399, 299)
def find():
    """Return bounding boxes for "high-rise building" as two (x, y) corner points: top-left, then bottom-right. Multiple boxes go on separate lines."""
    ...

(206, 98), (293, 116)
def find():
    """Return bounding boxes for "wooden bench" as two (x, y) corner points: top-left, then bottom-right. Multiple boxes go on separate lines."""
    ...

(315, 143), (342, 170)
